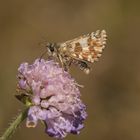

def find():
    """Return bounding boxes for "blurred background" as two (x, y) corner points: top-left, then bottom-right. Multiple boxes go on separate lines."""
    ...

(0, 0), (140, 140)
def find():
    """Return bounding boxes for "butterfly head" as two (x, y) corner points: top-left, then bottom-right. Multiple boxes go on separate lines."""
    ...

(45, 43), (57, 56)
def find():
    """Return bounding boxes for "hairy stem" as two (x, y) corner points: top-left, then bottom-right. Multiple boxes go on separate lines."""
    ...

(0, 108), (29, 140)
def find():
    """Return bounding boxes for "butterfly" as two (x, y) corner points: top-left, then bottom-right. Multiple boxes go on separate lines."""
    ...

(43, 30), (107, 74)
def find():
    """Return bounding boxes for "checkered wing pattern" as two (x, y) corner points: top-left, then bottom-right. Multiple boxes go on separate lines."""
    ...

(60, 30), (107, 63)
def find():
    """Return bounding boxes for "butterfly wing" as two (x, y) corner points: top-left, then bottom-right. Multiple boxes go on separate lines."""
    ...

(60, 30), (107, 63)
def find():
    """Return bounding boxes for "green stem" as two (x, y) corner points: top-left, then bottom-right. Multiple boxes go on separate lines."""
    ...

(0, 108), (29, 140)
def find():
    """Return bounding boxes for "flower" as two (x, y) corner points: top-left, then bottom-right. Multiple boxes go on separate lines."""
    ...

(17, 59), (87, 139)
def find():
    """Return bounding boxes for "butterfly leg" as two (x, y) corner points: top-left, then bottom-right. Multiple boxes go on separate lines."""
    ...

(58, 54), (69, 71)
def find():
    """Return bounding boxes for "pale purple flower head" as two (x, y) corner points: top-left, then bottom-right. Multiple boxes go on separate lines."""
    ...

(17, 59), (87, 139)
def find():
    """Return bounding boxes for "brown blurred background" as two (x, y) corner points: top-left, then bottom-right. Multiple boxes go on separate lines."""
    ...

(0, 0), (140, 140)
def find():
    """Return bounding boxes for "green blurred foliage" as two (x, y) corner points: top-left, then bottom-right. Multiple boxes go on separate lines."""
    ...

(0, 0), (140, 140)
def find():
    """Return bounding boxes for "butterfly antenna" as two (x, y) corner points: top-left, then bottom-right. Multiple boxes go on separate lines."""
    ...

(39, 48), (48, 60)
(39, 42), (51, 61)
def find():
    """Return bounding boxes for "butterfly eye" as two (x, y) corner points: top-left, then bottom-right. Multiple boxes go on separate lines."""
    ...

(49, 45), (54, 52)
